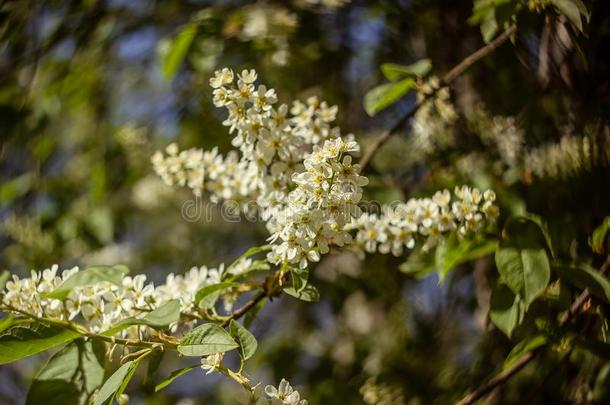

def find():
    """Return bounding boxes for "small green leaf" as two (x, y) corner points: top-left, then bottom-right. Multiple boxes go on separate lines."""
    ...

(399, 249), (436, 278)
(0, 270), (10, 291)
(554, 263), (610, 303)
(283, 284), (320, 302)
(496, 247), (550, 307)
(591, 216), (610, 254)
(380, 59), (431, 81)
(503, 334), (547, 369)
(550, 0), (586, 31)
(489, 282), (525, 338)
(178, 323), (238, 357)
(127, 300), (181, 328)
(195, 282), (239, 307)
(26, 339), (106, 405)
(155, 365), (198, 392)
(495, 218), (551, 307)
(363, 78), (416, 116)
(45, 265), (129, 300)
(93, 361), (134, 405)
(0, 324), (81, 365)
(114, 355), (147, 401)
(160, 24), (198, 79)
(0, 314), (15, 333)
(229, 320), (257, 360)
(435, 236), (498, 281)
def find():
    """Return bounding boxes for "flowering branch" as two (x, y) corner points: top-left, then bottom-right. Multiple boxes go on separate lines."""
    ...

(455, 254), (610, 405)
(358, 24), (517, 171)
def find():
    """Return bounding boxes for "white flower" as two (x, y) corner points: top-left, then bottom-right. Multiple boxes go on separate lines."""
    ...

(201, 352), (224, 374)
(265, 379), (307, 405)
(210, 68), (234, 88)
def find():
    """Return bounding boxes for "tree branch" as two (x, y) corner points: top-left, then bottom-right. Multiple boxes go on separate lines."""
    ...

(455, 254), (610, 405)
(358, 25), (517, 171)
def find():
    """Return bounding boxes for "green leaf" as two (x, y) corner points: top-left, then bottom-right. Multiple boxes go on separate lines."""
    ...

(45, 265), (129, 300)
(495, 219), (551, 307)
(229, 320), (257, 360)
(399, 249), (436, 278)
(26, 339), (106, 405)
(125, 300), (181, 329)
(554, 263), (610, 303)
(0, 270), (10, 291)
(469, 0), (516, 42)
(489, 282), (525, 338)
(363, 78), (416, 116)
(178, 323), (238, 357)
(0, 314), (15, 333)
(496, 247), (550, 307)
(160, 24), (197, 79)
(511, 213), (555, 258)
(155, 365), (198, 392)
(550, 0), (586, 31)
(93, 361), (134, 405)
(591, 216), (610, 254)
(114, 355), (147, 401)
(435, 236), (498, 280)
(195, 282), (239, 307)
(503, 334), (547, 369)
(380, 59), (431, 81)
(0, 324), (81, 365)
(283, 284), (320, 302)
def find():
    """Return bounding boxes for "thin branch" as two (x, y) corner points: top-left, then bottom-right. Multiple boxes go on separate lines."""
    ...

(455, 254), (610, 405)
(358, 25), (517, 171)
(222, 291), (267, 326)
(0, 305), (176, 350)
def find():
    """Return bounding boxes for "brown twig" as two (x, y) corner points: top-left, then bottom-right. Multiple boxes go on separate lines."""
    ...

(222, 291), (267, 326)
(455, 254), (610, 405)
(358, 25), (517, 171)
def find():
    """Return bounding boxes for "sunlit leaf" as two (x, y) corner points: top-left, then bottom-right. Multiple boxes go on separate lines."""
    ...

(45, 265), (129, 300)
(363, 78), (416, 116)
(178, 323), (238, 357)
(380, 59), (431, 81)
(160, 24), (198, 79)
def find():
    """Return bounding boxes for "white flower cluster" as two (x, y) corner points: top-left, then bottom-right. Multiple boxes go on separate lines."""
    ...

(410, 76), (457, 158)
(153, 67), (369, 270)
(1, 263), (227, 335)
(152, 145), (259, 202)
(524, 132), (610, 180)
(347, 186), (499, 254)
(267, 137), (368, 269)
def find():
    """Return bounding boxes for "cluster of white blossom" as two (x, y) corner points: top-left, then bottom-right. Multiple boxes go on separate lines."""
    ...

(409, 76), (457, 159)
(266, 137), (368, 268)
(468, 106), (524, 167)
(152, 144), (259, 203)
(524, 132), (610, 180)
(153, 67), (371, 270)
(347, 186), (499, 254)
(0, 263), (228, 335)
